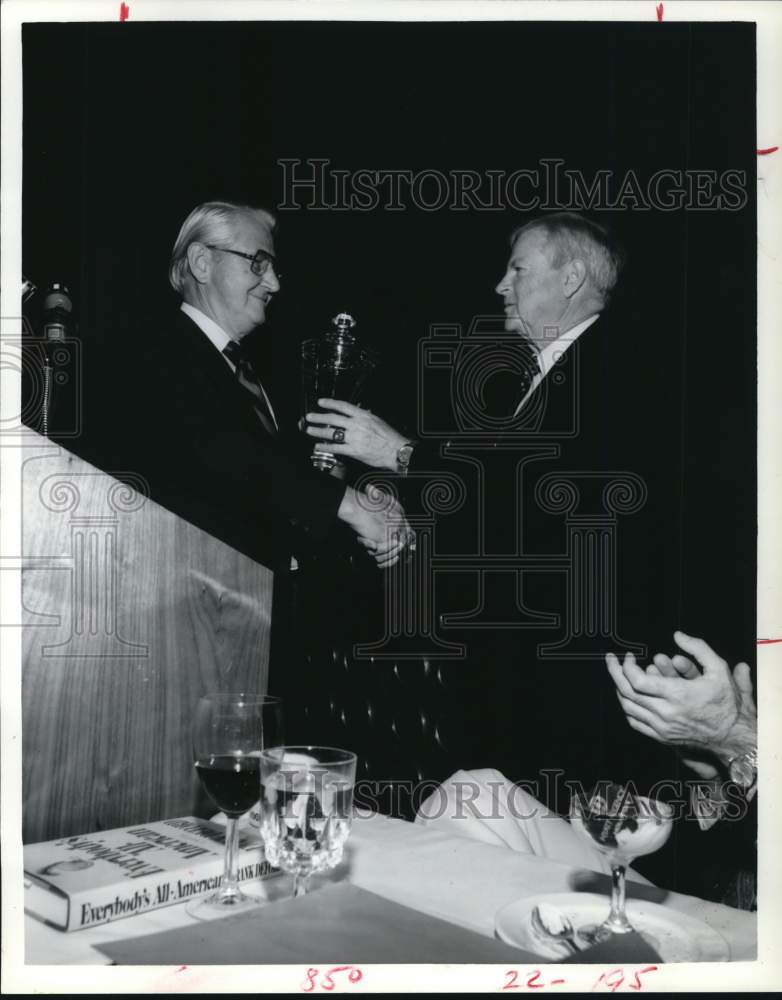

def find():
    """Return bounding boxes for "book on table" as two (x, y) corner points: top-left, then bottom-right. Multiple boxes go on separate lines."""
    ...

(23, 816), (278, 932)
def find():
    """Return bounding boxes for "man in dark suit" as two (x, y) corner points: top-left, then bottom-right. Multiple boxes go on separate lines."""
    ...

(304, 213), (678, 799)
(102, 200), (409, 577)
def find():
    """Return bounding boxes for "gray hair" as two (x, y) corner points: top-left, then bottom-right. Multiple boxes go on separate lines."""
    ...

(168, 201), (277, 294)
(511, 212), (624, 305)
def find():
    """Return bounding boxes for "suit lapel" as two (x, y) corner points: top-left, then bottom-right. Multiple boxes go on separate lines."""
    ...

(512, 317), (605, 432)
(172, 311), (272, 440)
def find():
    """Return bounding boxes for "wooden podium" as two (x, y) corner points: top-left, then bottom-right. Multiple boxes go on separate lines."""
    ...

(20, 435), (274, 843)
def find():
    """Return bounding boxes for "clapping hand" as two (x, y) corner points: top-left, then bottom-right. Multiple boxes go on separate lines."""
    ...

(646, 650), (700, 680)
(606, 631), (756, 774)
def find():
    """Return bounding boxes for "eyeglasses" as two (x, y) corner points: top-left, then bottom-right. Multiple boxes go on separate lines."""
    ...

(204, 244), (281, 281)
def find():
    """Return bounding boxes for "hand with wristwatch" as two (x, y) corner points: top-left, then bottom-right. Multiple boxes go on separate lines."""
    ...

(304, 397), (417, 476)
(606, 631), (757, 792)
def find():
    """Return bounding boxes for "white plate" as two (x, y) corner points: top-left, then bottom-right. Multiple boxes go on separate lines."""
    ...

(495, 892), (730, 963)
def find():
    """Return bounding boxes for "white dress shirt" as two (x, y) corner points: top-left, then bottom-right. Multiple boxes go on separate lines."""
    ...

(180, 302), (278, 429)
(514, 313), (600, 416)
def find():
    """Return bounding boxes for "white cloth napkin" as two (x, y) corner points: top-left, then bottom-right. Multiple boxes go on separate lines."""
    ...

(415, 768), (651, 883)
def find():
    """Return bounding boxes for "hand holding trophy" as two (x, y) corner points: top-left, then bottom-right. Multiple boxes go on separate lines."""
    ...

(301, 312), (378, 473)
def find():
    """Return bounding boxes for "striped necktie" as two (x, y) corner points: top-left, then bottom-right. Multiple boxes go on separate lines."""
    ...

(518, 346), (542, 403)
(223, 340), (277, 435)
(494, 345), (540, 418)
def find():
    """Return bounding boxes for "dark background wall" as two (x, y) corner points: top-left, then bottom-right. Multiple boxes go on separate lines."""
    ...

(21, 19), (756, 666)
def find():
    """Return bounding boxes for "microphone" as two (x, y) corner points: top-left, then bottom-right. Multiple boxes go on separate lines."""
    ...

(39, 283), (74, 437)
(42, 282), (73, 341)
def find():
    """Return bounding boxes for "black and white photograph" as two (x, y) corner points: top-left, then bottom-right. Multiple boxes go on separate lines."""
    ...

(1, 0), (780, 991)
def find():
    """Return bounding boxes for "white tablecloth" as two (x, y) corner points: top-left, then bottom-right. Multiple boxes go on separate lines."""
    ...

(24, 811), (756, 965)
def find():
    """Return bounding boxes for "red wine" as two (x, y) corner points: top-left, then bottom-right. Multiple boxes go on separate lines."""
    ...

(195, 754), (261, 817)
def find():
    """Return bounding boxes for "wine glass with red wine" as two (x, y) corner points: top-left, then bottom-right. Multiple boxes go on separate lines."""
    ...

(190, 693), (283, 919)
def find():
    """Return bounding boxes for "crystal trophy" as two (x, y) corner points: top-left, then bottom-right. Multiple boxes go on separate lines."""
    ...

(301, 312), (378, 472)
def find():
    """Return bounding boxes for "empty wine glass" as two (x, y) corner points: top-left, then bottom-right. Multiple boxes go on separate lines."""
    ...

(569, 783), (673, 943)
(190, 693), (283, 919)
(258, 746), (357, 898)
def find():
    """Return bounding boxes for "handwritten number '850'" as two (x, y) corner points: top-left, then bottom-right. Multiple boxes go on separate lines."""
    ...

(301, 966), (364, 992)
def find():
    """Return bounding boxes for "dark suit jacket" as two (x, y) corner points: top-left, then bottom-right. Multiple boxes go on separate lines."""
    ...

(89, 309), (347, 573)
(403, 312), (681, 792)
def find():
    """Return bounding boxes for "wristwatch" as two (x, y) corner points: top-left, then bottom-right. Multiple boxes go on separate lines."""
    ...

(396, 441), (416, 476)
(727, 748), (758, 790)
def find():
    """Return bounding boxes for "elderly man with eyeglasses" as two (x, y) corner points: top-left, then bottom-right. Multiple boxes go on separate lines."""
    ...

(109, 200), (409, 577)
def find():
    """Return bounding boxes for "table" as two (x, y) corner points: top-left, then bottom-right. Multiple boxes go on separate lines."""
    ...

(24, 812), (756, 965)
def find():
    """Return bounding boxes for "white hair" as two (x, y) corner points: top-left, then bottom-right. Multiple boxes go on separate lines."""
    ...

(168, 201), (277, 294)
(511, 212), (624, 305)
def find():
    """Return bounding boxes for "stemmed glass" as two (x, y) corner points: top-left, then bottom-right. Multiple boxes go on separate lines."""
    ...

(190, 693), (283, 920)
(258, 746), (357, 898)
(569, 783), (673, 944)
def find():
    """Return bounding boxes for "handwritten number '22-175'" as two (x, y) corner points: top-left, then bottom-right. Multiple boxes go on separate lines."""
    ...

(502, 966), (658, 991)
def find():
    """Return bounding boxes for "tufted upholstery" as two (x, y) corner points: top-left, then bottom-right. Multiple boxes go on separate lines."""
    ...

(273, 547), (471, 821)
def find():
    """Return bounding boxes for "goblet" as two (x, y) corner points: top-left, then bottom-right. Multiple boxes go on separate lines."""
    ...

(258, 745), (357, 898)
(569, 783), (673, 943)
(190, 693), (283, 919)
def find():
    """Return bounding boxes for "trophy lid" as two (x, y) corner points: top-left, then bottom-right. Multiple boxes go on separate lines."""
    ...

(328, 312), (357, 341)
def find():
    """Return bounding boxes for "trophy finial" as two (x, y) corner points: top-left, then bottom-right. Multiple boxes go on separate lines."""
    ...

(332, 312), (357, 335)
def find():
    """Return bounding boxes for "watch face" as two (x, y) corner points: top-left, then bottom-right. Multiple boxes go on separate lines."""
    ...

(729, 757), (756, 787)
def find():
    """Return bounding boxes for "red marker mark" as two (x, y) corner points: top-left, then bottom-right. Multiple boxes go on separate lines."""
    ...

(176, 966), (187, 973)
(592, 968), (625, 992)
(551, 980), (566, 986)
(300, 967), (362, 992)
(757, 146), (779, 155)
(757, 638), (782, 644)
(629, 966), (659, 990)
(119, 2), (129, 20)
(656, 3), (664, 21)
